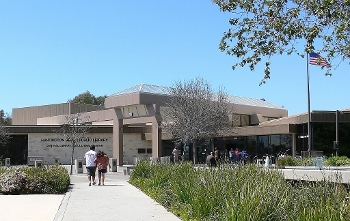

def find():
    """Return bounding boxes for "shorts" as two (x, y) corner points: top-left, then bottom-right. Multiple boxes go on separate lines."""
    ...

(98, 169), (107, 174)
(86, 166), (97, 176)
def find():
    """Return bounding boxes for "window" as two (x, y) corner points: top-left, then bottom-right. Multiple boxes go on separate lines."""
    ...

(262, 116), (279, 122)
(138, 148), (152, 154)
(137, 148), (146, 154)
(241, 115), (250, 126)
(231, 114), (250, 127)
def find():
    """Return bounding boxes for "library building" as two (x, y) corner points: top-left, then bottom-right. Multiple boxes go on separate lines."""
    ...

(4, 84), (350, 165)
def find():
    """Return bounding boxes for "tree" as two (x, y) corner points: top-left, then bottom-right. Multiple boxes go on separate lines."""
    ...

(68, 91), (107, 106)
(0, 110), (11, 150)
(0, 123), (10, 149)
(213, 0), (350, 85)
(0, 110), (12, 125)
(161, 77), (232, 164)
(57, 114), (90, 175)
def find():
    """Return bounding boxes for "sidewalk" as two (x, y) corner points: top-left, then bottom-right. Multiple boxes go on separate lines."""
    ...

(55, 170), (181, 221)
(0, 168), (181, 221)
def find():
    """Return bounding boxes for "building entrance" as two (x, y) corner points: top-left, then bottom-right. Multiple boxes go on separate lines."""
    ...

(1, 135), (28, 165)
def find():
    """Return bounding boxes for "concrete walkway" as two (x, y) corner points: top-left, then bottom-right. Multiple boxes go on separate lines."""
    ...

(0, 169), (181, 221)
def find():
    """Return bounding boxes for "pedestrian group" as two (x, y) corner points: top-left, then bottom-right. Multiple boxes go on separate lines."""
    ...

(84, 145), (111, 186)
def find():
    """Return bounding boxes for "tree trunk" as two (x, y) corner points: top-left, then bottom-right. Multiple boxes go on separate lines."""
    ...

(70, 142), (75, 175)
(193, 140), (197, 164)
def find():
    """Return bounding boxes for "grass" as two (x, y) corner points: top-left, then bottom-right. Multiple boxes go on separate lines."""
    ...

(129, 161), (350, 221)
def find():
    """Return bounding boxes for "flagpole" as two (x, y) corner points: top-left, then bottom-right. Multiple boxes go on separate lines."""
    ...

(306, 53), (312, 154)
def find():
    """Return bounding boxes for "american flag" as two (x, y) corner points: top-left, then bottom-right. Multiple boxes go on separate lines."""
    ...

(309, 52), (331, 68)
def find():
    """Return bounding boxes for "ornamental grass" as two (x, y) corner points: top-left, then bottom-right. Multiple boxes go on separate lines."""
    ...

(129, 161), (350, 221)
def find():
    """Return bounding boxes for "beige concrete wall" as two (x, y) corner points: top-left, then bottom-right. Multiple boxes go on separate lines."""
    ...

(27, 132), (151, 165)
(123, 133), (152, 164)
(232, 103), (287, 118)
(28, 133), (113, 165)
(13, 103), (105, 125)
(37, 109), (115, 125)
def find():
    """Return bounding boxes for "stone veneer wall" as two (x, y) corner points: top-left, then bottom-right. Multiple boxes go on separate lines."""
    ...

(123, 133), (152, 165)
(28, 133), (152, 165)
(28, 133), (113, 165)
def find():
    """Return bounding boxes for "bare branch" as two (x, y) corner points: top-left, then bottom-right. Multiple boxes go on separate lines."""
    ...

(161, 77), (233, 163)
(55, 113), (91, 175)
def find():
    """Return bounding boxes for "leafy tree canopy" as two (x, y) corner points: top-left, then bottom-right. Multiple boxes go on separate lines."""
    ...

(0, 110), (11, 147)
(68, 91), (106, 106)
(0, 110), (12, 125)
(213, 0), (350, 85)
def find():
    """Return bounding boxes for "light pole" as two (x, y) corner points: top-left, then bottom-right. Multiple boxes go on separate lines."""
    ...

(335, 110), (339, 157)
(306, 53), (312, 155)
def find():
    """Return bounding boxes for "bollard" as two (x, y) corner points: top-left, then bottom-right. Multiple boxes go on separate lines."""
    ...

(110, 158), (117, 172)
(5, 158), (10, 167)
(54, 157), (60, 165)
(35, 160), (43, 167)
(75, 158), (84, 173)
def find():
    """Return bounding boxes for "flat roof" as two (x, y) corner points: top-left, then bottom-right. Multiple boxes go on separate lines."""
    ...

(109, 83), (285, 109)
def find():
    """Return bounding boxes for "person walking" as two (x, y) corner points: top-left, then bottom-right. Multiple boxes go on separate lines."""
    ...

(84, 145), (97, 186)
(172, 147), (179, 163)
(94, 150), (111, 185)
(214, 147), (219, 161)
(234, 148), (241, 163)
(241, 149), (248, 165)
(206, 152), (217, 167)
(229, 148), (234, 163)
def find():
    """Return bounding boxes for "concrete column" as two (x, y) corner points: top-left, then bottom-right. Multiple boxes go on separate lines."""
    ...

(113, 108), (124, 166)
(152, 118), (162, 157)
(292, 133), (297, 157)
(151, 103), (162, 157)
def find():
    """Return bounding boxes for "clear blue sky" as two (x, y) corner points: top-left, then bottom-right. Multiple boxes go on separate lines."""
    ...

(1, 1), (348, 116)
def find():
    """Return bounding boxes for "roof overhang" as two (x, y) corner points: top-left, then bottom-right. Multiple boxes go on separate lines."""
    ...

(234, 124), (298, 136)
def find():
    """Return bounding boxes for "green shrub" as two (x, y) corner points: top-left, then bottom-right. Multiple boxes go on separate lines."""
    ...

(276, 157), (313, 167)
(0, 165), (70, 194)
(276, 156), (296, 166)
(325, 156), (350, 166)
(294, 157), (313, 166)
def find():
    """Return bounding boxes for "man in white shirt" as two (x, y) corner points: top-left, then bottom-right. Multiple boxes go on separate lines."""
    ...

(172, 147), (179, 163)
(84, 145), (97, 186)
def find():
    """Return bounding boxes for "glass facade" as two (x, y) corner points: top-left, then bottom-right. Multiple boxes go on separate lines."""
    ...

(246, 136), (257, 156)
(214, 134), (292, 159)
(296, 123), (309, 154)
(257, 135), (268, 157)
(163, 140), (211, 163)
(195, 140), (210, 163)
